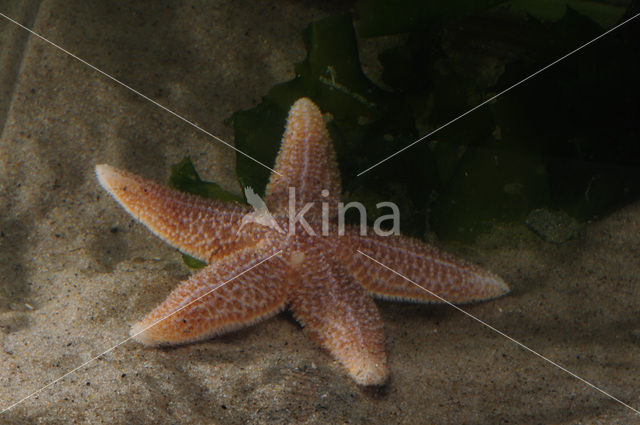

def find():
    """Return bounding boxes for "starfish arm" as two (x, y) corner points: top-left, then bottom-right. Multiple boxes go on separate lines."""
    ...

(130, 248), (287, 346)
(265, 98), (341, 217)
(96, 164), (259, 263)
(289, 245), (387, 386)
(339, 227), (509, 304)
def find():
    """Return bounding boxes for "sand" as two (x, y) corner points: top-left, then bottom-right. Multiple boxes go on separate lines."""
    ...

(1, 1), (639, 424)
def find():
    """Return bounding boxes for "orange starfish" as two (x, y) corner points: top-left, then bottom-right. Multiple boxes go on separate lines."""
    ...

(96, 98), (508, 385)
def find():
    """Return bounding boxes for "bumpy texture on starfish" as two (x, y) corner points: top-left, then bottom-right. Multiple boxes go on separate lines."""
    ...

(96, 98), (509, 385)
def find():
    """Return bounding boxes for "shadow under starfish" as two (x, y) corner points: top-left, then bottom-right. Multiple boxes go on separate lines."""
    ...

(95, 98), (509, 385)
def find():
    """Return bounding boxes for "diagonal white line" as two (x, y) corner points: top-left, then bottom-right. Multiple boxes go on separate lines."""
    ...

(0, 11), (282, 176)
(0, 249), (282, 414)
(356, 249), (640, 416)
(357, 11), (640, 176)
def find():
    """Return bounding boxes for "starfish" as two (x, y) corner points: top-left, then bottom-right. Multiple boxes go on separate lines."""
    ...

(96, 98), (509, 385)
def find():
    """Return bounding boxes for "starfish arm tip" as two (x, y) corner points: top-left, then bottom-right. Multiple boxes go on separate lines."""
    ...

(129, 321), (160, 347)
(351, 359), (389, 386)
(497, 277), (510, 294)
(95, 163), (114, 189)
(482, 272), (510, 299)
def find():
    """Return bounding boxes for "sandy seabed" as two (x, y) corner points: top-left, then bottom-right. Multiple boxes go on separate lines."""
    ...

(0, 1), (639, 424)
